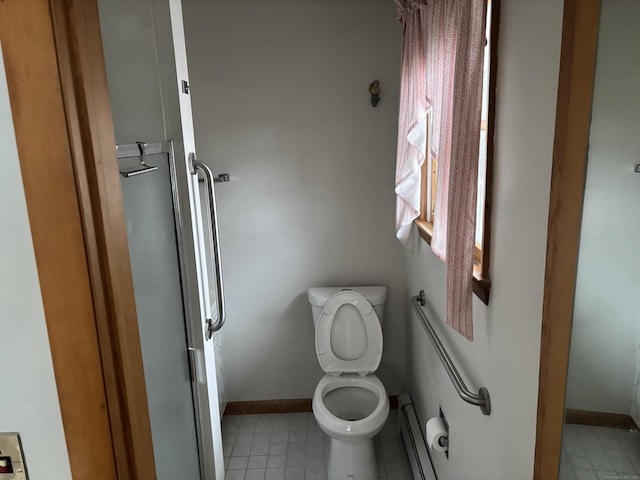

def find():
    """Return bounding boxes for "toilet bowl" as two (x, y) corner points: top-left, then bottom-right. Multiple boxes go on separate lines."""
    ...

(308, 286), (390, 480)
(313, 374), (389, 443)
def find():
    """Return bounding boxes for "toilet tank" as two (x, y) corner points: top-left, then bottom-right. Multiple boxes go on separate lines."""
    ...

(308, 286), (387, 330)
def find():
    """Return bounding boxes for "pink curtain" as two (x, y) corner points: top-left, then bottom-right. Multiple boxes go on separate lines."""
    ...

(394, 0), (429, 248)
(395, 0), (487, 341)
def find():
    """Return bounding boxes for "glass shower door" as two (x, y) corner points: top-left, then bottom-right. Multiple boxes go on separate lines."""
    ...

(118, 143), (201, 480)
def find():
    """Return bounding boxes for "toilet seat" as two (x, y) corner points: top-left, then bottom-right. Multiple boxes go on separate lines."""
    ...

(315, 291), (383, 375)
(313, 373), (389, 439)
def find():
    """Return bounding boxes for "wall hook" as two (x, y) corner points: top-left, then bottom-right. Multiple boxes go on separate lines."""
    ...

(369, 80), (381, 107)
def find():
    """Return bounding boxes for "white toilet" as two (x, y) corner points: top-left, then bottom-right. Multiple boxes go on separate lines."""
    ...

(308, 286), (390, 480)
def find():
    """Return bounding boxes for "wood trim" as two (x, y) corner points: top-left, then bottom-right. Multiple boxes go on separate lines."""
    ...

(224, 396), (400, 416)
(1, 0), (157, 477)
(48, 0), (157, 478)
(565, 409), (639, 431)
(225, 399), (314, 415)
(481, 0), (499, 282)
(471, 275), (491, 305)
(0, 0), (117, 477)
(415, 223), (491, 305)
(415, 219), (434, 244)
(533, 1), (601, 479)
(419, 148), (430, 223)
(415, 220), (491, 305)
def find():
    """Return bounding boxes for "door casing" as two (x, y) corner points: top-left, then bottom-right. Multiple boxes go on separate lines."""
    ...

(0, 0), (158, 477)
(533, 0), (601, 479)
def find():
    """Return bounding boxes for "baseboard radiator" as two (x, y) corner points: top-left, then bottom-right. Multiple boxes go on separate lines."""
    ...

(398, 393), (438, 480)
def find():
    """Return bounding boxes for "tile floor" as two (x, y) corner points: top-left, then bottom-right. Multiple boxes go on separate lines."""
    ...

(222, 411), (412, 480)
(560, 424), (640, 480)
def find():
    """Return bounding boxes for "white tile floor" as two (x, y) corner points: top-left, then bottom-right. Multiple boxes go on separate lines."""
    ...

(560, 424), (640, 480)
(222, 411), (412, 480)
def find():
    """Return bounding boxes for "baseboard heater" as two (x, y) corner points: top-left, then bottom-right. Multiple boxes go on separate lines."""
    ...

(398, 393), (438, 480)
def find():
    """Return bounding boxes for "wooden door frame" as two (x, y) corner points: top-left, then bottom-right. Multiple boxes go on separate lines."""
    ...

(533, 0), (601, 478)
(1, 0), (156, 478)
(51, 1), (159, 478)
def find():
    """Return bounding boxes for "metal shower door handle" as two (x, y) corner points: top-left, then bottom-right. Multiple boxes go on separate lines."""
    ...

(189, 153), (226, 340)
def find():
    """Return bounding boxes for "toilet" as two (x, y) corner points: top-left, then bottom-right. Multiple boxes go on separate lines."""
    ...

(308, 286), (390, 480)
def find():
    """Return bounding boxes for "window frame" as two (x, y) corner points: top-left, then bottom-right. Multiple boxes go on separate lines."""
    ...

(413, 0), (499, 306)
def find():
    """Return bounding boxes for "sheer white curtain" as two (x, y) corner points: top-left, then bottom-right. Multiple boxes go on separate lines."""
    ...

(395, 0), (487, 340)
(394, 0), (429, 248)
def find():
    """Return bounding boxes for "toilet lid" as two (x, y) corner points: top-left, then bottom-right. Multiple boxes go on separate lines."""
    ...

(315, 291), (383, 375)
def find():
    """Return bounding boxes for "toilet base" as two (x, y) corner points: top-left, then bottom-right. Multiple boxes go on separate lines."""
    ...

(327, 437), (377, 480)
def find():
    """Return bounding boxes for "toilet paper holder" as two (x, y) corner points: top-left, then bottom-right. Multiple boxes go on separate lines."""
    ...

(426, 408), (450, 458)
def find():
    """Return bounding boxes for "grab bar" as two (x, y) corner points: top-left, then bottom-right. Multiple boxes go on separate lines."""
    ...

(412, 290), (491, 415)
(189, 153), (226, 340)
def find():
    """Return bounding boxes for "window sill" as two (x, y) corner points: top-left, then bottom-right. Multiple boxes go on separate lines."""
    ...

(414, 220), (491, 305)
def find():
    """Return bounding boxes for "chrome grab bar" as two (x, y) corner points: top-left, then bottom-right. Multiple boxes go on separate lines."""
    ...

(189, 153), (226, 340)
(412, 291), (491, 415)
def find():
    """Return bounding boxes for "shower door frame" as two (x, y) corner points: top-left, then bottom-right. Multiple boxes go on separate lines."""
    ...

(117, 141), (220, 479)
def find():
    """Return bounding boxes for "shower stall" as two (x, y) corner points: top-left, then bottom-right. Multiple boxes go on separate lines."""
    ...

(117, 141), (225, 478)
(99, 0), (227, 478)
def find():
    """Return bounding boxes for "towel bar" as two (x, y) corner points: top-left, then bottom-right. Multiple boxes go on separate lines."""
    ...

(116, 141), (170, 177)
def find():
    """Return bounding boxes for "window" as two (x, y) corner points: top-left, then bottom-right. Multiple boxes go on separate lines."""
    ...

(414, 0), (497, 305)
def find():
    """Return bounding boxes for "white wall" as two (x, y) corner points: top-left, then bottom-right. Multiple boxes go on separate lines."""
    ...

(183, 0), (407, 401)
(0, 44), (72, 480)
(404, 1), (563, 479)
(565, 0), (640, 417)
